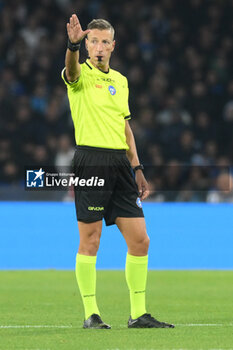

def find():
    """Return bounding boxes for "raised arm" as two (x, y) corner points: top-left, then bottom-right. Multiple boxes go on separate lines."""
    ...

(65, 14), (90, 82)
(125, 121), (149, 200)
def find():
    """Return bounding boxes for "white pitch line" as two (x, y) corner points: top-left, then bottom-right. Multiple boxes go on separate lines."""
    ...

(104, 348), (233, 350)
(1, 323), (233, 329)
(0, 325), (72, 329)
(119, 323), (233, 327)
(103, 348), (233, 350)
(176, 323), (233, 327)
(98, 348), (233, 350)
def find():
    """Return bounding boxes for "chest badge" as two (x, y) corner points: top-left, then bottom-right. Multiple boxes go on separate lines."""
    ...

(108, 85), (116, 95)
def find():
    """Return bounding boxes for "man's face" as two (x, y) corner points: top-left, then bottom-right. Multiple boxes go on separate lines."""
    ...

(86, 29), (115, 67)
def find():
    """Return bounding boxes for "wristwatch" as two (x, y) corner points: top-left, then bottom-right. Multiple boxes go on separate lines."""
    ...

(133, 164), (144, 172)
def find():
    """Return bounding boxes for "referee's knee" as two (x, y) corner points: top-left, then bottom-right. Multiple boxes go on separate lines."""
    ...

(140, 235), (150, 253)
(79, 230), (101, 255)
(128, 235), (150, 256)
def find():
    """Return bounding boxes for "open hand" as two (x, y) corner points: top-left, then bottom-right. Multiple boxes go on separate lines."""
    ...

(67, 14), (90, 44)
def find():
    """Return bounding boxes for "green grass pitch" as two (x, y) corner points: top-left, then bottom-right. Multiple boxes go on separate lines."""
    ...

(0, 270), (232, 350)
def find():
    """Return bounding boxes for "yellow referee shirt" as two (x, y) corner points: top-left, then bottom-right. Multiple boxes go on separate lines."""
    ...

(61, 59), (131, 150)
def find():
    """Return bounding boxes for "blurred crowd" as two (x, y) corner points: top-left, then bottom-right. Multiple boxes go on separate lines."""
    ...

(0, 0), (233, 201)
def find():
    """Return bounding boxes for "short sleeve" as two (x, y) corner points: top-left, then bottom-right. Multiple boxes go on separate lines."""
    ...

(123, 77), (131, 120)
(61, 67), (82, 89)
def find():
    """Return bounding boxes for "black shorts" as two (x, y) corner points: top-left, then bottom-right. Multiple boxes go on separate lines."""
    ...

(72, 146), (144, 226)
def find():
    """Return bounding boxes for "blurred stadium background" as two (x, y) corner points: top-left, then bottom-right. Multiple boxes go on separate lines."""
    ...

(1, 0), (233, 202)
(0, 3), (233, 350)
(0, 0), (233, 270)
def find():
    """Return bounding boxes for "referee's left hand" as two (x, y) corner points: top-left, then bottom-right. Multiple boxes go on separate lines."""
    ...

(135, 171), (150, 200)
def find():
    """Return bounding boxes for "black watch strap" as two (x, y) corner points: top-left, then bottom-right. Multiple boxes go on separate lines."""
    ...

(133, 164), (144, 172)
(67, 38), (81, 52)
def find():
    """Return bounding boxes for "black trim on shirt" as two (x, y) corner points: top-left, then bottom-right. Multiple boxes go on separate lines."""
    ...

(124, 115), (131, 120)
(85, 61), (93, 70)
(63, 68), (80, 85)
(99, 68), (109, 74)
(85, 61), (109, 74)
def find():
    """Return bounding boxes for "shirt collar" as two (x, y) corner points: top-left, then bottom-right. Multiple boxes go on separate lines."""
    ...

(86, 59), (110, 74)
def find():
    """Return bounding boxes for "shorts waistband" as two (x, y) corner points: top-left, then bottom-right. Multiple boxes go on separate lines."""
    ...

(76, 145), (126, 154)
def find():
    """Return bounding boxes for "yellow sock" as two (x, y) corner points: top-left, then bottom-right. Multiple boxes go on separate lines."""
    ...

(75, 253), (100, 320)
(125, 253), (148, 319)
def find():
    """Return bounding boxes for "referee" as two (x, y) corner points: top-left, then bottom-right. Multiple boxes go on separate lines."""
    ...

(62, 14), (174, 329)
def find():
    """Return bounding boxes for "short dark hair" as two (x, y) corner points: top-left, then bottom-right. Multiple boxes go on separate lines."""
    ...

(87, 19), (115, 39)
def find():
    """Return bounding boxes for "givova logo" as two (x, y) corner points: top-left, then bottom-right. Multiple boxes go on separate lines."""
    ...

(88, 206), (104, 211)
(26, 168), (45, 187)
